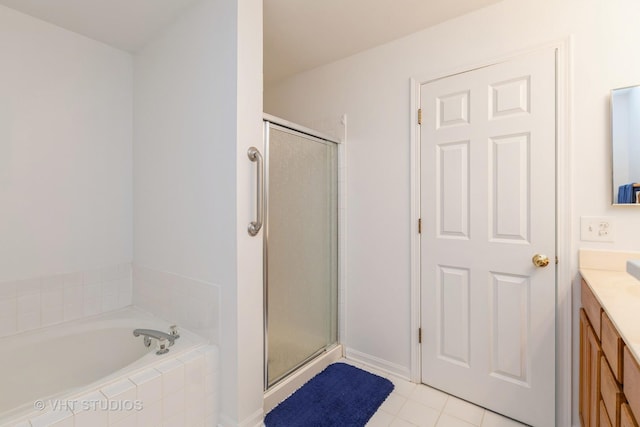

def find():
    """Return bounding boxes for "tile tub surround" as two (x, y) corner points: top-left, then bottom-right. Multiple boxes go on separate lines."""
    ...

(0, 263), (132, 337)
(4, 345), (219, 427)
(579, 249), (640, 365)
(132, 265), (220, 344)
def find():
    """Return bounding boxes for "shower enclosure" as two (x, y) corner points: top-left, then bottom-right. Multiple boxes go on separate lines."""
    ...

(249, 117), (339, 390)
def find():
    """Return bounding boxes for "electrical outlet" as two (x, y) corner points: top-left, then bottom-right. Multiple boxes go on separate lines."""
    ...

(580, 216), (615, 242)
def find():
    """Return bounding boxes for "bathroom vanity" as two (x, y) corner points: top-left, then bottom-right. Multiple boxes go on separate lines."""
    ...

(580, 250), (640, 427)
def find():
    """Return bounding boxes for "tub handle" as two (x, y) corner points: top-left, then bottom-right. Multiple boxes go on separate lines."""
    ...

(156, 339), (170, 355)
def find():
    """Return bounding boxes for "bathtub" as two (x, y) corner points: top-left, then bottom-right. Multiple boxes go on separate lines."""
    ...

(0, 307), (218, 426)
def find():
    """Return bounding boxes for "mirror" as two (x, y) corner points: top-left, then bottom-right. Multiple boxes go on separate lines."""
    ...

(612, 85), (640, 204)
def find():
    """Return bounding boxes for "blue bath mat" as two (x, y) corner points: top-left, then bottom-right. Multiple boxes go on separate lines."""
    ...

(264, 362), (394, 427)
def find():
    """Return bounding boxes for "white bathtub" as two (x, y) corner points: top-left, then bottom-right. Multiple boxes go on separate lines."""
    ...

(0, 307), (218, 426)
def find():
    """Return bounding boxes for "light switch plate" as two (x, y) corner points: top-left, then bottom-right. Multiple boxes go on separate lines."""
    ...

(580, 216), (615, 242)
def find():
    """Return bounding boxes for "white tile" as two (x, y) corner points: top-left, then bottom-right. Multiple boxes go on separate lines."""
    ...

(162, 388), (185, 419)
(130, 368), (162, 404)
(185, 401), (205, 427)
(63, 303), (83, 321)
(0, 281), (17, 298)
(41, 306), (64, 326)
(101, 379), (137, 425)
(117, 279), (132, 306)
(136, 398), (162, 427)
(156, 359), (185, 395)
(102, 379), (136, 399)
(18, 310), (41, 331)
(42, 275), (64, 289)
(111, 413), (136, 427)
(101, 293), (119, 312)
(102, 265), (122, 282)
(83, 268), (102, 286)
(0, 314), (17, 337)
(0, 296), (17, 316)
(390, 418), (419, 427)
(17, 278), (41, 296)
(366, 409), (395, 427)
(30, 409), (73, 427)
(397, 400), (440, 427)
(41, 288), (64, 309)
(198, 346), (219, 376)
(73, 401), (108, 427)
(84, 283), (101, 300)
(481, 411), (527, 427)
(204, 373), (215, 396)
(83, 299), (101, 316)
(63, 284), (83, 307)
(180, 353), (205, 391)
(409, 385), (449, 411)
(379, 393), (407, 415)
(387, 375), (418, 397)
(205, 414), (218, 427)
(164, 411), (186, 427)
(437, 414), (478, 427)
(443, 397), (485, 426)
(63, 272), (83, 287)
(101, 280), (118, 297)
(17, 293), (41, 314)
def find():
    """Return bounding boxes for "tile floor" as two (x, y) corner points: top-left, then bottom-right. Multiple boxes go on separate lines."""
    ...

(340, 360), (529, 427)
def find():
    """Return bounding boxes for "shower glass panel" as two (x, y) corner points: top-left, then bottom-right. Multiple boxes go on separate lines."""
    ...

(265, 122), (338, 389)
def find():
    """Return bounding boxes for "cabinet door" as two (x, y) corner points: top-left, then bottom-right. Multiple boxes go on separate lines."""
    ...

(622, 403), (639, 427)
(624, 347), (640, 423)
(580, 309), (602, 427)
(601, 356), (623, 427)
(601, 400), (613, 427)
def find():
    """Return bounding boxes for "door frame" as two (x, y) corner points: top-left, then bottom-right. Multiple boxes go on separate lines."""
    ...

(409, 39), (573, 427)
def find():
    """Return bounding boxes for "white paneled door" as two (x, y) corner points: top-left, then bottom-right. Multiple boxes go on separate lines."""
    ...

(420, 48), (556, 427)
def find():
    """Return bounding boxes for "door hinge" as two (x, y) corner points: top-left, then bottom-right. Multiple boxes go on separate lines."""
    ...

(418, 327), (422, 344)
(417, 108), (422, 125)
(418, 218), (422, 234)
(556, 256), (559, 265)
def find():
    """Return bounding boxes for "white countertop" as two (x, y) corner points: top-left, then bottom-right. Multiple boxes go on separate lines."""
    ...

(580, 249), (640, 366)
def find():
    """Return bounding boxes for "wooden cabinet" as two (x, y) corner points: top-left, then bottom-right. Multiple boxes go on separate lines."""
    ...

(622, 403), (639, 427)
(581, 309), (602, 427)
(601, 357), (623, 426)
(602, 311), (624, 383)
(624, 347), (640, 423)
(580, 279), (640, 427)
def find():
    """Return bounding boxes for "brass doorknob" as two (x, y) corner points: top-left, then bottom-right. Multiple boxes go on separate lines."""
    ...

(532, 254), (550, 267)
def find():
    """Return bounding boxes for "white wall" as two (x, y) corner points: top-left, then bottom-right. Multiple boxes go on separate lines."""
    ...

(265, 0), (640, 423)
(133, 0), (263, 425)
(0, 4), (133, 282)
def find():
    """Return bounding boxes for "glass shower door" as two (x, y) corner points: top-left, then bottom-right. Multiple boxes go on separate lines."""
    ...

(264, 122), (338, 389)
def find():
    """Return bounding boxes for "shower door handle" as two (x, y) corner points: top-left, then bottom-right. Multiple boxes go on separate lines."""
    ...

(247, 146), (264, 236)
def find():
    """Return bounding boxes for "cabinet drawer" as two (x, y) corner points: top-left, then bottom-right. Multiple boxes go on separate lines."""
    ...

(602, 310), (624, 383)
(601, 400), (613, 427)
(581, 279), (602, 338)
(624, 347), (640, 422)
(622, 403), (639, 427)
(601, 356), (623, 427)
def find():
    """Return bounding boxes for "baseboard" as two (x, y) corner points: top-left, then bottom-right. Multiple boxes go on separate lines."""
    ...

(218, 407), (264, 427)
(345, 347), (411, 380)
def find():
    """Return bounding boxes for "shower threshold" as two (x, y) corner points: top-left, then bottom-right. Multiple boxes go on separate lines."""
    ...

(264, 343), (343, 413)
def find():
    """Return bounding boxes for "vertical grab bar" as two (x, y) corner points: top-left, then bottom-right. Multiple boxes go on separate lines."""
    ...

(247, 146), (263, 236)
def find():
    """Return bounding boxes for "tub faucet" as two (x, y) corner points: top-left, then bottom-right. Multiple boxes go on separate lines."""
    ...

(133, 327), (179, 355)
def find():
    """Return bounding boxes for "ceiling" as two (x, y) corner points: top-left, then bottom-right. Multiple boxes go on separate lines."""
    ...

(0, 0), (502, 83)
(263, 0), (502, 84)
(0, 0), (201, 52)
